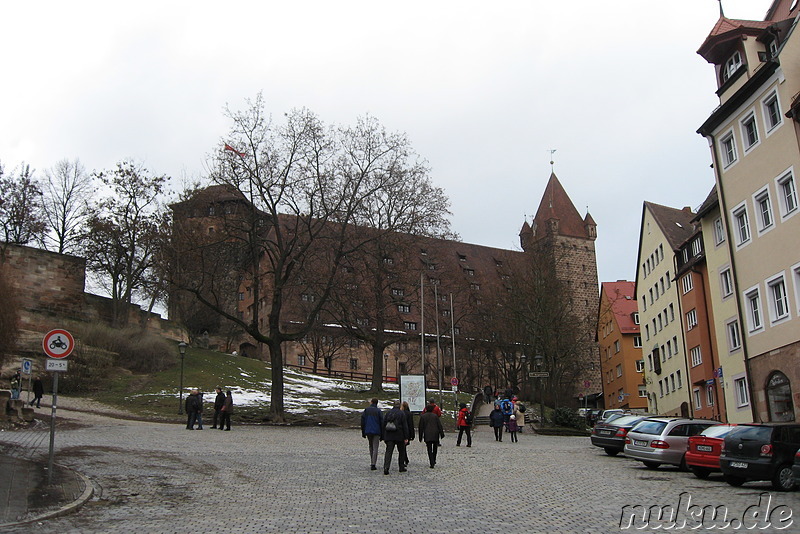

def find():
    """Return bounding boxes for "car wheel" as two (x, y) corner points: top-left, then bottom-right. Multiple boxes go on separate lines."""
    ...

(691, 467), (710, 479)
(604, 447), (619, 456)
(643, 461), (661, 470)
(771, 465), (796, 492)
(678, 455), (689, 472)
(724, 475), (745, 487)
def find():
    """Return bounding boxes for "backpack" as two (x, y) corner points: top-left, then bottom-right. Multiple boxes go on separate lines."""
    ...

(518, 404), (526, 413)
(464, 409), (473, 425)
(500, 399), (513, 415)
(385, 412), (398, 431)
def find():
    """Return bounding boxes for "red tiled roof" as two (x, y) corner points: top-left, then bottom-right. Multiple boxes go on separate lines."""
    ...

(532, 173), (589, 239)
(698, 16), (773, 61)
(601, 281), (639, 334)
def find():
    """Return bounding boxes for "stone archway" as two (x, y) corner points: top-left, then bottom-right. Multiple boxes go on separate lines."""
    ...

(766, 371), (795, 422)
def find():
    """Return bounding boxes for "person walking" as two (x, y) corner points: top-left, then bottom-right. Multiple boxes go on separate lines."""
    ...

(29, 376), (44, 408)
(219, 390), (233, 431)
(195, 390), (205, 429)
(426, 399), (442, 417)
(455, 403), (472, 447)
(382, 401), (409, 475)
(507, 414), (519, 443)
(360, 398), (383, 471)
(483, 385), (493, 404)
(185, 389), (201, 430)
(211, 387), (225, 428)
(418, 405), (445, 468)
(513, 402), (526, 434)
(10, 371), (21, 400)
(399, 401), (415, 468)
(489, 404), (505, 441)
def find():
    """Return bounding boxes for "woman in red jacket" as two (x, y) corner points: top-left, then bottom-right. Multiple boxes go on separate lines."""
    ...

(456, 403), (472, 447)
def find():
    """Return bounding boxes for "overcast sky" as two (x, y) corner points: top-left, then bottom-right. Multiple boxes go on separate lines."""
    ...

(0, 1), (775, 286)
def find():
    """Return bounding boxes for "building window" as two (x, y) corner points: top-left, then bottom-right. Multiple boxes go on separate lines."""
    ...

(297, 354), (306, 366)
(744, 286), (763, 333)
(754, 188), (774, 232)
(633, 313), (640, 325)
(763, 92), (782, 132)
(722, 50), (742, 82)
(767, 274), (790, 323)
(392, 288), (404, 297)
(301, 293), (316, 302)
(686, 309), (698, 330)
(727, 319), (742, 351)
(776, 171), (798, 218)
(690, 346), (702, 367)
(670, 374), (676, 392)
(644, 325), (650, 341)
(734, 376), (749, 407)
(720, 268), (733, 298)
(681, 274), (694, 294)
(465, 269), (474, 276)
(349, 358), (359, 370)
(636, 359), (645, 372)
(720, 132), (737, 168)
(676, 370), (682, 389)
(766, 371), (795, 422)
(694, 389), (702, 410)
(669, 304), (675, 321)
(740, 112), (759, 150)
(633, 336), (642, 348)
(383, 257), (394, 265)
(616, 364), (622, 378)
(732, 203), (751, 246)
(238, 292), (244, 301)
(713, 217), (725, 245)
(659, 381), (664, 398)
(691, 238), (702, 257)
(404, 321), (417, 331)
(398, 304), (410, 313)
(706, 386), (714, 407)
(614, 340), (620, 353)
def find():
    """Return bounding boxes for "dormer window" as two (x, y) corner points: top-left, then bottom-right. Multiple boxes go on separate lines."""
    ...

(722, 51), (742, 83)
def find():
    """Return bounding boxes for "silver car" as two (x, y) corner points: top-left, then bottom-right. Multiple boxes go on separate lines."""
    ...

(624, 417), (722, 470)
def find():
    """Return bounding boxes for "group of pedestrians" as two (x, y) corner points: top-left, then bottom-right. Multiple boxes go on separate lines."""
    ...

(185, 387), (234, 431)
(361, 398), (445, 474)
(488, 396), (526, 443)
(6, 371), (44, 408)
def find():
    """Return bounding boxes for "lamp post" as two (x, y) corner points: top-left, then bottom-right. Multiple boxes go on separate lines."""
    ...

(520, 354), (528, 401)
(178, 342), (187, 414)
(534, 354), (544, 426)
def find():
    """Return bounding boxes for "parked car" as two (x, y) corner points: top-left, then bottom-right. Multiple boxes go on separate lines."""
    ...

(591, 414), (650, 456)
(793, 449), (800, 486)
(719, 423), (800, 491)
(685, 424), (737, 479)
(624, 417), (722, 470)
(598, 409), (625, 422)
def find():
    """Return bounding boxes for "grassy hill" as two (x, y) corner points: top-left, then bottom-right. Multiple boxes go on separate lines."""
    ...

(84, 345), (472, 428)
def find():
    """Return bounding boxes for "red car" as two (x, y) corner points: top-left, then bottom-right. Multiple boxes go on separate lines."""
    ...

(685, 424), (737, 478)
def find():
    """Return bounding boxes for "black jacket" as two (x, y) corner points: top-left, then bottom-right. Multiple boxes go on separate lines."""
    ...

(418, 411), (445, 443)
(32, 379), (45, 397)
(214, 391), (225, 410)
(489, 409), (505, 428)
(382, 407), (409, 442)
(185, 394), (201, 413)
(402, 409), (415, 441)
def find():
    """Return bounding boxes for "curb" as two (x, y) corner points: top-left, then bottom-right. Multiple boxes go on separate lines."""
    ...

(0, 464), (94, 529)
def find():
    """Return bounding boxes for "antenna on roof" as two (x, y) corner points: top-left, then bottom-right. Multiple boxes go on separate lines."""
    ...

(547, 148), (557, 172)
(717, 0), (724, 17)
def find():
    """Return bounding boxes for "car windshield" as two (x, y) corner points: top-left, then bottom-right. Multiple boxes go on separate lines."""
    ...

(729, 425), (772, 441)
(700, 424), (736, 438)
(631, 420), (667, 435)
(603, 413), (626, 423)
(609, 415), (643, 426)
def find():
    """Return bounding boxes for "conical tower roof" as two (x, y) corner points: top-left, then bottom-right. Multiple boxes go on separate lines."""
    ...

(532, 173), (590, 239)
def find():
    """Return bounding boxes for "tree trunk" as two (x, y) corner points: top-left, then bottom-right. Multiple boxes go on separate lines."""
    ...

(368, 343), (384, 393)
(268, 337), (285, 422)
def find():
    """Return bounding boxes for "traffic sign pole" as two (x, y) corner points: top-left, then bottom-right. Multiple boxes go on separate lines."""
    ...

(43, 328), (73, 485)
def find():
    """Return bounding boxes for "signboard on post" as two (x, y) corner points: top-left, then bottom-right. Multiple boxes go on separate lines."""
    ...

(43, 329), (75, 359)
(399, 375), (426, 412)
(42, 328), (73, 484)
(529, 372), (550, 378)
(46, 360), (69, 372)
(22, 358), (33, 375)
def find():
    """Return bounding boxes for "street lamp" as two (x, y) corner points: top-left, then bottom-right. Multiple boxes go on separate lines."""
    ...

(520, 354), (528, 401)
(178, 342), (187, 414)
(534, 354), (544, 426)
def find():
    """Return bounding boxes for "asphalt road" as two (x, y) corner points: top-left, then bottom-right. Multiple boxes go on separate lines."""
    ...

(1, 410), (798, 533)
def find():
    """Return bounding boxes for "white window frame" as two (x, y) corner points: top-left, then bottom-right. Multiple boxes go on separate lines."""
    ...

(638, 385), (647, 398)
(740, 111), (760, 152)
(636, 359), (645, 372)
(762, 90), (782, 134)
(616, 364), (622, 378)
(753, 186), (774, 234)
(686, 309), (698, 330)
(681, 273), (694, 294)
(743, 285), (764, 334)
(793, 262), (800, 317)
(731, 201), (751, 248)
(690, 346), (702, 367)
(694, 388), (702, 410)
(733, 374), (749, 408)
(775, 169), (798, 220)
(765, 272), (790, 324)
(691, 237), (702, 257)
(713, 217), (725, 245)
(726, 319), (742, 351)
(706, 385), (714, 407)
(720, 267), (734, 298)
(633, 336), (642, 348)
(722, 50), (742, 82)
(720, 130), (738, 169)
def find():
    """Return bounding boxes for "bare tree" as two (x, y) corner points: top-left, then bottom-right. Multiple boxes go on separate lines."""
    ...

(0, 162), (45, 248)
(41, 158), (93, 255)
(169, 96), (444, 420)
(295, 329), (349, 374)
(83, 161), (168, 327)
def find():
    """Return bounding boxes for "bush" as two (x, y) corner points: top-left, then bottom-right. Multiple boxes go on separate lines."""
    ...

(550, 406), (581, 429)
(76, 324), (177, 373)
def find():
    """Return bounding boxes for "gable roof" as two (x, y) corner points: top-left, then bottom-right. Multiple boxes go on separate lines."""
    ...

(698, 16), (773, 62)
(644, 201), (697, 251)
(531, 173), (589, 239)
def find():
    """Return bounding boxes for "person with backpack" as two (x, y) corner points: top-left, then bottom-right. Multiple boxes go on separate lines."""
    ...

(499, 397), (514, 423)
(489, 404), (505, 441)
(382, 401), (409, 474)
(456, 403), (472, 447)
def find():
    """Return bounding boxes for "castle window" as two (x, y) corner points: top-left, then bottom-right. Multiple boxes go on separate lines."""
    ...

(404, 321), (417, 331)
(383, 257), (394, 265)
(398, 304), (410, 313)
(458, 254), (467, 262)
(297, 354), (306, 366)
(392, 288), (404, 296)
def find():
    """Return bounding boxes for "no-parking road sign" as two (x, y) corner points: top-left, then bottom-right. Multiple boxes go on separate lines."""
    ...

(43, 329), (75, 359)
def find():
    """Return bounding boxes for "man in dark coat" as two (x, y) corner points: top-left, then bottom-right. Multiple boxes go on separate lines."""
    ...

(211, 387), (225, 428)
(418, 405), (445, 468)
(185, 389), (201, 429)
(29, 376), (45, 408)
(219, 390), (233, 431)
(382, 401), (409, 475)
(489, 404), (505, 441)
(360, 398), (383, 470)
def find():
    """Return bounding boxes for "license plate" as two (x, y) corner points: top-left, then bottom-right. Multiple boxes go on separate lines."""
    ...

(634, 440), (648, 447)
(696, 445), (713, 452)
(730, 461), (748, 469)
(599, 430), (613, 436)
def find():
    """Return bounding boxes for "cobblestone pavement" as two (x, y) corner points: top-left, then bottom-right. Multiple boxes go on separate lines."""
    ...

(1, 412), (798, 534)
